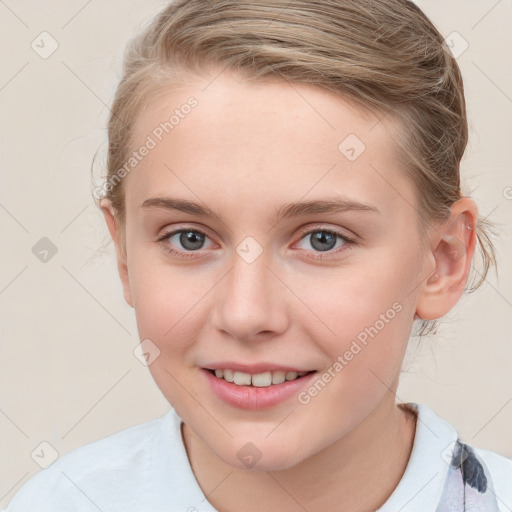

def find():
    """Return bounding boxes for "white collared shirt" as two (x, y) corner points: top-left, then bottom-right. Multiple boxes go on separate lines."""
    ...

(4, 402), (512, 511)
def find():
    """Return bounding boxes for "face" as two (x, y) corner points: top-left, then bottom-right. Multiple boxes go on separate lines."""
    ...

(116, 70), (430, 471)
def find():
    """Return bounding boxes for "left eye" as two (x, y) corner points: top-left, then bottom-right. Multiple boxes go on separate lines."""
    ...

(296, 229), (352, 252)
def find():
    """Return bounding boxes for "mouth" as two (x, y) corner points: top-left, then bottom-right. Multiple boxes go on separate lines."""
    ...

(206, 368), (316, 387)
(202, 365), (318, 410)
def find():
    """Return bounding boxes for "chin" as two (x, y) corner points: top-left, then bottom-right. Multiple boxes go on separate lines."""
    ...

(215, 438), (309, 472)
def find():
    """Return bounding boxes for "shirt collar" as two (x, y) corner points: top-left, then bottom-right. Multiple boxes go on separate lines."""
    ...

(377, 402), (458, 511)
(163, 401), (457, 512)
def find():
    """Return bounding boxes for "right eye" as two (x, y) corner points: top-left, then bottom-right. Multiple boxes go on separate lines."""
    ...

(157, 226), (216, 258)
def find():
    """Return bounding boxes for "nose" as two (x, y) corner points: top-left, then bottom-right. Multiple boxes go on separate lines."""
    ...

(211, 249), (289, 343)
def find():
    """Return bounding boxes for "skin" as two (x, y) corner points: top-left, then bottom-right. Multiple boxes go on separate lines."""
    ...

(101, 69), (478, 511)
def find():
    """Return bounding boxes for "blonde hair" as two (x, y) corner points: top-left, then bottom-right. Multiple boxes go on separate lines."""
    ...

(100, 0), (497, 336)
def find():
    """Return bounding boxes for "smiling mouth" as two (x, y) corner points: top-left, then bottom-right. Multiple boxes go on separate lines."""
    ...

(206, 368), (317, 387)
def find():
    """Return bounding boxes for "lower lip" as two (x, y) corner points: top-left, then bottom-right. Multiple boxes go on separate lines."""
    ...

(202, 369), (317, 410)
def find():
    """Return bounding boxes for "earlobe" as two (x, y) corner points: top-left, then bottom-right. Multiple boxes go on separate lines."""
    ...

(100, 199), (134, 308)
(415, 198), (478, 321)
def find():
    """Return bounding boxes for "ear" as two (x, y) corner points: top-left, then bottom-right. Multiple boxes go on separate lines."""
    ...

(100, 199), (133, 308)
(415, 197), (478, 321)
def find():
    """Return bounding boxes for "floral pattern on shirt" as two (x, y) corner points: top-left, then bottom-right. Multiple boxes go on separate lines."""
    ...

(435, 439), (501, 512)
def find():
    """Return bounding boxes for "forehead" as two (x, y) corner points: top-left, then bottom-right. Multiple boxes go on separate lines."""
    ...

(125, 71), (415, 222)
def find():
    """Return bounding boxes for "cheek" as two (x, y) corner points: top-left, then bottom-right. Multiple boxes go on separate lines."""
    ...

(128, 255), (210, 353)
(292, 251), (417, 385)
(128, 261), (207, 411)
(295, 259), (411, 341)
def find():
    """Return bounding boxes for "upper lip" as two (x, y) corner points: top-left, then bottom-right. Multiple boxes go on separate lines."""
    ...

(203, 362), (315, 374)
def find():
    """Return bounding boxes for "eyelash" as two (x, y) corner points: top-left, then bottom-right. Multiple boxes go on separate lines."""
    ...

(156, 225), (356, 260)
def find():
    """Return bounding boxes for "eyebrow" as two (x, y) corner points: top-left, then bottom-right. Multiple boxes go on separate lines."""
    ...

(141, 196), (380, 223)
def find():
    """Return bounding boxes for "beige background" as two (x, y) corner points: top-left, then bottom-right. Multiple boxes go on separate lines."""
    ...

(1, 0), (511, 506)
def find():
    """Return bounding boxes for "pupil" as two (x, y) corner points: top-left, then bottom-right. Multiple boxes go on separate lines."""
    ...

(311, 231), (336, 251)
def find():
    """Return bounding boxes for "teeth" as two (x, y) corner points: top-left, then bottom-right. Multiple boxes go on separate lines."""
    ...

(252, 371), (272, 387)
(272, 370), (286, 385)
(233, 371), (251, 386)
(211, 369), (309, 387)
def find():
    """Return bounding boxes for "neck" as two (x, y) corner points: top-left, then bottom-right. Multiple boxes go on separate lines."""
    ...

(182, 398), (417, 512)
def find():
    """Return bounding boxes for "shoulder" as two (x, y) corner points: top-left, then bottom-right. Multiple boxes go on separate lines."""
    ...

(3, 411), (177, 512)
(472, 445), (512, 512)
(414, 402), (512, 508)
(382, 402), (512, 512)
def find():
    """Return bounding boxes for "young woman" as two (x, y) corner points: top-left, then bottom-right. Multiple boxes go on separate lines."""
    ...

(5, 1), (511, 510)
